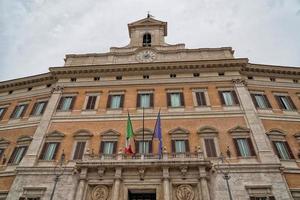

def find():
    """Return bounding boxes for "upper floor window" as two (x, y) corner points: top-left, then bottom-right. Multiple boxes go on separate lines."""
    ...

(10, 103), (28, 119)
(39, 142), (59, 160)
(198, 126), (219, 158)
(73, 141), (86, 160)
(250, 93), (272, 109)
(219, 90), (239, 106)
(0, 107), (7, 120)
(100, 141), (117, 155)
(195, 91), (207, 106)
(31, 101), (48, 116)
(275, 95), (296, 111)
(167, 92), (185, 107)
(107, 94), (124, 109)
(172, 140), (189, 153)
(8, 146), (28, 165)
(169, 127), (190, 154)
(85, 95), (98, 110)
(99, 129), (120, 157)
(72, 130), (92, 160)
(137, 92), (153, 108)
(136, 141), (152, 154)
(143, 33), (151, 47)
(57, 96), (76, 111)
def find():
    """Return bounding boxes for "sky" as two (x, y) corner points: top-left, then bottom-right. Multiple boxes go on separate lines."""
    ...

(0, 0), (300, 81)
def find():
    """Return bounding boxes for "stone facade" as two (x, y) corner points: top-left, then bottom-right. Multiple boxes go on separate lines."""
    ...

(0, 16), (299, 200)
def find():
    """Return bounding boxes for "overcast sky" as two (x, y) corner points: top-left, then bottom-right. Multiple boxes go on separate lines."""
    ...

(1, 0), (300, 81)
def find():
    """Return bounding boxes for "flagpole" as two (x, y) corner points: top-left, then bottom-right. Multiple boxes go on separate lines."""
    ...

(142, 106), (145, 155)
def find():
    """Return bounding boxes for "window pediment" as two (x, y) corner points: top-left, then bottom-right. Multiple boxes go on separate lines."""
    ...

(266, 129), (286, 141)
(46, 130), (65, 139)
(0, 138), (10, 147)
(17, 135), (33, 144)
(135, 128), (153, 140)
(73, 129), (93, 139)
(169, 127), (189, 140)
(197, 126), (218, 136)
(294, 132), (300, 141)
(228, 126), (250, 133)
(100, 129), (120, 141)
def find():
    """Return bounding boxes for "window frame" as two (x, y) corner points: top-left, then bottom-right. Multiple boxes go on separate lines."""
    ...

(218, 90), (239, 106)
(30, 100), (48, 116)
(274, 94), (297, 111)
(142, 33), (151, 47)
(56, 95), (76, 111)
(107, 92), (125, 110)
(250, 92), (272, 110)
(166, 90), (185, 108)
(83, 93), (100, 111)
(10, 103), (29, 119)
(198, 126), (219, 158)
(0, 106), (8, 120)
(39, 142), (60, 161)
(137, 90), (154, 109)
(169, 127), (190, 154)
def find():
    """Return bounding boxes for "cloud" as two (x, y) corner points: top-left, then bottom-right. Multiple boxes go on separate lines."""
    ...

(0, 0), (300, 81)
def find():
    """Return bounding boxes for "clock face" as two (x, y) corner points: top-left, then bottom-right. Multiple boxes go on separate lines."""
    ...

(136, 50), (157, 62)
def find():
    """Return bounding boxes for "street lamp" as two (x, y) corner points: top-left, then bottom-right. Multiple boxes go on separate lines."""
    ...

(217, 153), (233, 200)
(50, 150), (66, 200)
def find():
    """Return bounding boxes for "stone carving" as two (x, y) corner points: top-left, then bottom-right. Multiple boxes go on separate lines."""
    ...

(176, 184), (194, 200)
(51, 85), (64, 93)
(138, 167), (145, 180)
(232, 79), (247, 86)
(97, 167), (105, 178)
(179, 166), (188, 178)
(91, 185), (109, 200)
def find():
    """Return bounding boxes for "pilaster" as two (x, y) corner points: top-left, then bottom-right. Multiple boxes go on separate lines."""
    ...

(162, 167), (171, 200)
(20, 86), (63, 167)
(111, 167), (122, 200)
(232, 79), (279, 163)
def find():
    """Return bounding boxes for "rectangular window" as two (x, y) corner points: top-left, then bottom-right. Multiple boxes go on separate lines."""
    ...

(0, 148), (4, 158)
(273, 141), (294, 160)
(85, 96), (97, 110)
(137, 93), (153, 108)
(8, 146), (28, 164)
(73, 141), (86, 160)
(57, 96), (76, 111)
(219, 91), (239, 106)
(233, 138), (256, 157)
(275, 95), (296, 111)
(10, 104), (28, 119)
(204, 138), (217, 157)
(0, 107), (7, 120)
(39, 142), (59, 160)
(167, 92), (184, 107)
(195, 91), (207, 106)
(107, 95), (124, 109)
(31, 101), (48, 116)
(251, 94), (271, 109)
(136, 141), (152, 154)
(172, 140), (189, 153)
(100, 141), (117, 154)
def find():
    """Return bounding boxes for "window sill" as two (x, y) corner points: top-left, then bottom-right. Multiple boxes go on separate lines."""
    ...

(222, 105), (240, 111)
(136, 108), (154, 113)
(257, 108), (273, 114)
(28, 115), (42, 121)
(280, 159), (298, 168)
(38, 160), (56, 166)
(168, 107), (184, 112)
(8, 118), (22, 124)
(106, 109), (123, 114)
(194, 106), (211, 111)
(282, 110), (299, 115)
(55, 110), (72, 116)
(81, 110), (97, 115)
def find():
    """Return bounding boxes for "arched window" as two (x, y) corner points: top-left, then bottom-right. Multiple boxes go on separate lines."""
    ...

(143, 33), (151, 47)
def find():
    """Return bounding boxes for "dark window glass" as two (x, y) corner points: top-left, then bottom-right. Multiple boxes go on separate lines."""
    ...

(143, 33), (151, 47)
(86, 96), (97, 110)
(31, 101), (48, 116)
(107, 95), (124, 109)
(251, 94), (271, 109)
(0, 107), (7, 120)
(195, 92), (207, 106)
(10, 104), (28, 119)
(57, 96), (76, 111)
(204, 138), (217, 157)
(99, 141), (117, 154)
(8, 146), (28, 164)
(275, 95), (296, 111)
(272, 141), (294, 160)
(73, 141), (86, 160)
(39, 142), (59, 160)
(219, 91), (239, 106)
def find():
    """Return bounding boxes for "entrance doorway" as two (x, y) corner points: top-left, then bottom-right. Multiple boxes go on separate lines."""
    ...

(128, 189), (156, 200)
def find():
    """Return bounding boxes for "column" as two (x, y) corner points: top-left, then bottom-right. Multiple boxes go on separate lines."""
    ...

(20, 86), (63, 167)
(199, 167), (210, 200)
(163, 167), (171, 200)
(75, 168), (87, 200)
(111, 167), (122, 200)
(232, 79), (278, 163)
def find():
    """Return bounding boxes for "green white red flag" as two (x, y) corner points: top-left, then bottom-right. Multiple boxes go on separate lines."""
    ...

(125, 113), (135, 154)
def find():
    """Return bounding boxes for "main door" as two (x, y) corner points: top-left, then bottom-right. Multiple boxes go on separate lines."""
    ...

(128, 191), (156, 200)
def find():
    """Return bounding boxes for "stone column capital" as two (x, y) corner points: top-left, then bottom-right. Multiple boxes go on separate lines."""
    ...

(232, 78), (247, 87)
(51, 85), (64, 94)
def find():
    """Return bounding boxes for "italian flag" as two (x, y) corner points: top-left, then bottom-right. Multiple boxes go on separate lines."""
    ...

(125, 113), (135, 154)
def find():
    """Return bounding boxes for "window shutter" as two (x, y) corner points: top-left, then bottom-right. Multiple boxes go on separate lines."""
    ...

(99, 142), (104, 154)
(232, 91), (239, 105)
(263, 95), (272, 109)
(120, 95), (124, 108)
(8, 147), (18, 163)
(284, 141), (295, 159)
(200, 92), (207, 106)
(196, 92), (207, 106)
(0, 107), (7, 120)
(171, 140), (175, 153)
(149, 140), (153, 154)
(247, 138), (256, 156)
(106, 95), (112, 109)
(205, 138), (217, 157)
(286, 96), (296, 110)
(91, 96), (97, 109)
(218, 91), (225, 105)
(135, 141), (139, 154)
(20, 104), (28, 117)
(137, 94), (141, 108)
(250, 94), (259, 108)
(185, 140), (190, 152)
(180, 92), (185, 106)
(149, 93), (154, 107)
(78, 142), (86, 159)
(233, 139), (241, 157)
(269, 196), (276, 200)
(272, 141), (282, 159)
(39, 143), (49, 160)
(30, 102), (38, 115)
(113, 141), (117, 154)
(167, 93), (171, 107)
(41, 101), (48, 114)
(57, 97), (64, 110)
(275, 95), (284, 109)
(86, 96), (92, 110)
(52, 143), (60, 160)
(20, 146), (28, 162)
(69, 96), (76, 110)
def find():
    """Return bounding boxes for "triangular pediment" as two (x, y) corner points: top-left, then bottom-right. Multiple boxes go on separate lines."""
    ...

(294, 132), (300, 139)
(17, 135), (33, 143)
(168, 127), (189, 135)
(100, 129), (120, 137)
(73, 129), (93, 138)
(228, 126), (250, 133)
(128, 17), (167, 36)
(0, 138), (10, 145)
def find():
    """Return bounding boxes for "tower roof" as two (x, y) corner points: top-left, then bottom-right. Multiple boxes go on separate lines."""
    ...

(127, 16), (167, 37)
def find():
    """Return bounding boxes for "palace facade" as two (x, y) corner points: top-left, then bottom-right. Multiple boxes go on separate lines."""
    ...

(0, 16), (300, 200)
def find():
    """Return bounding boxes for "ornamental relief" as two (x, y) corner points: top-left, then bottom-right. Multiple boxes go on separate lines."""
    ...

(91, 185), (109, 200)
(176, 184), (195, 200)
